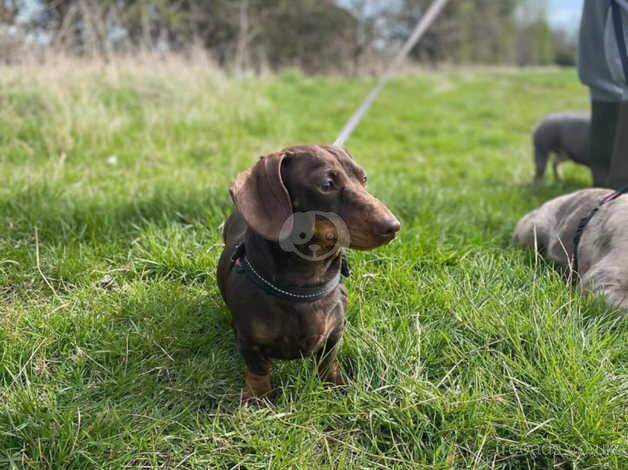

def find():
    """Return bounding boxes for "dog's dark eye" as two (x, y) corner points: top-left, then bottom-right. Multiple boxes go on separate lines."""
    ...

(361, 175), (368, 186)
(321, 179), (334, 191)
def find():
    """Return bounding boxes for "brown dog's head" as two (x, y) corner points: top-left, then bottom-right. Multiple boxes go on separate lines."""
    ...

(230, 145), (400, 253)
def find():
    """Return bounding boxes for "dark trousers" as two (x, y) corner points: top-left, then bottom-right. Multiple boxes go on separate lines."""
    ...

(608, 100), (628, 189)
(590, 100), (620, 187)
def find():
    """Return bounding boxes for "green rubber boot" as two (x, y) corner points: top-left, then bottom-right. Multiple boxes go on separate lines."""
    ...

(589, 100), (621, 187)
(608, 101), (628, 189)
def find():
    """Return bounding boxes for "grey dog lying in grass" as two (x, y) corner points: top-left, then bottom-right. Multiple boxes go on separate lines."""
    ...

(513, 188), (628, 311)
(533, 113), (590, 182)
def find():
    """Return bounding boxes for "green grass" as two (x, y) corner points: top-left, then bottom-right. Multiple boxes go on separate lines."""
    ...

(0, 61), (626, 468)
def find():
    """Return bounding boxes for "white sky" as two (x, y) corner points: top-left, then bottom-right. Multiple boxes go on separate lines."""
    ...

(548, 0), (583, 32)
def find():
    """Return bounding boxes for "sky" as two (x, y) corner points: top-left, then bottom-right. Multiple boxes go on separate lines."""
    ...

(332, 1), (585, 34)
(548, 0), (584, 32)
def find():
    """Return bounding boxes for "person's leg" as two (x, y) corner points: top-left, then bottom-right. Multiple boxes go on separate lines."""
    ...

(589, 98), (621, 186)
(608, 96), (628, 189)
(579, 1), (623, 99)
(578, 1), (624, 186)
(605, 0), (628, 188)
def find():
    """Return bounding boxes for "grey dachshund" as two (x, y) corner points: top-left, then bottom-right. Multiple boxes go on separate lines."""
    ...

(533, 113), (591, 182)
(513, 188), (628, 311)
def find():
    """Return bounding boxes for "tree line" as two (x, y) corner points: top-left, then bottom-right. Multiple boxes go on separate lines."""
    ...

(0, 0), (576, 71)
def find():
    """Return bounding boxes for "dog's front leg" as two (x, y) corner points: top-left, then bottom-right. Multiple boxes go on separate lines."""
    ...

(240, 348), (272, 401)
(316, 331), (345, 387)
(552, 158), (562, 181)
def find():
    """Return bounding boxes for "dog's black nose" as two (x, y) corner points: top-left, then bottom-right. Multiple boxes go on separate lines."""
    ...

(375, 217), (401, 237)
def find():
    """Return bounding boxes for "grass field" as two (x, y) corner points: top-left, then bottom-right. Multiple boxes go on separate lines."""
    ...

(0, 61), (626, 468)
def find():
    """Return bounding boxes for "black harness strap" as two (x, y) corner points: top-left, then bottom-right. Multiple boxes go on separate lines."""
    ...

(572, 185), (628, 276)
(230, 242), (348, 303)
(611, 0), (628, 85)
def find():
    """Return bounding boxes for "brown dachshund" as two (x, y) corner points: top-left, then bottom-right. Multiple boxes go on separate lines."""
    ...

(217, 145), (400, 400)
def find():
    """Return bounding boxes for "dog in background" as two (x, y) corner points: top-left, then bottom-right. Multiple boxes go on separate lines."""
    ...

(513, 188), (628, 311)
(217, 145), (400, 400)
(532, 113), (591, 182)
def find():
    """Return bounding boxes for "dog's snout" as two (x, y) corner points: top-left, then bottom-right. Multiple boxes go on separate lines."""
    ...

(374, 216), (401, 237)
(388, 218), (401, 234)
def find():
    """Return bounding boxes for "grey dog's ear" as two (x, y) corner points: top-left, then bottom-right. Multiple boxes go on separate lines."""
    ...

(229, 151), (293, 240)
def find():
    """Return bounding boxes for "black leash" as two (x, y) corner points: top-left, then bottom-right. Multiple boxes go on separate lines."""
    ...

(230, 242), (349, 303)
(572, 185), (628, 276)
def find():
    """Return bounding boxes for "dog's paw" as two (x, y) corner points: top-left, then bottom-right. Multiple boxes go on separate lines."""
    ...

(242, 370), (273, 404)
(321, 361), (347, 388)
(241, 390), (273, 406)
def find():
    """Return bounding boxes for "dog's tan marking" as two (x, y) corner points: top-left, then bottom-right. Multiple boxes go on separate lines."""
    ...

(244, 370), (271, 400)
(314, 219), (339, 247)
(320, 359), (345, 386)
(250, 319), (276, 344)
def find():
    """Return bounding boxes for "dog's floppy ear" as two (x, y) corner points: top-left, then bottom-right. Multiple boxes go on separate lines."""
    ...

(322, 145), (352, 160)
(230, 151), (293, 241)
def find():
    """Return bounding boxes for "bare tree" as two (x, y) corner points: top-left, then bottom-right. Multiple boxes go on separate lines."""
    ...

(7, 0), (565, 70)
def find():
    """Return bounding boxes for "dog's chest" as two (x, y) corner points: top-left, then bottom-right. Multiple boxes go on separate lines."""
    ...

(252, 299), (345, 359)
(296, 307), (342, 353)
